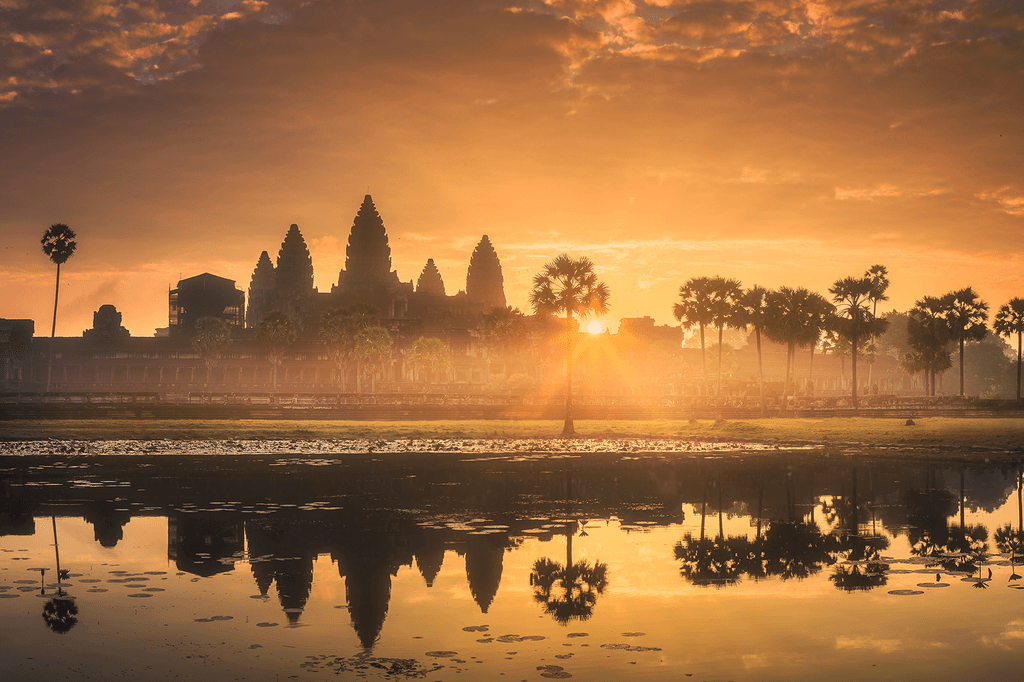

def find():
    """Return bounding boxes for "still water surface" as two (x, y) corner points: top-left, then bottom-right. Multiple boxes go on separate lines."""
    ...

(2, 444), (1024, 681)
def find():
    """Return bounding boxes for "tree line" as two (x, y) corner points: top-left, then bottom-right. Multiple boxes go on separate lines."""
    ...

(39, 224), (1024, 412)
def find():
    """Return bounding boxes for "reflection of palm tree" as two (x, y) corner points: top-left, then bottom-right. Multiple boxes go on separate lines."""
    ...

(674, 533), (745, 587)
(830, 563), (888, 592)
(911, 524), (988, 573)
(42, 597), (79, 634)
(529, 557), (608, 625)
(761, 521), (837, 579)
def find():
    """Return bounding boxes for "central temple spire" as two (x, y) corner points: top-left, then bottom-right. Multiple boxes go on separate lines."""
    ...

(344, 194), (392, 286)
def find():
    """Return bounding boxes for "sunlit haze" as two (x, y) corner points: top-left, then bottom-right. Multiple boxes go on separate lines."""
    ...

(1, 0), (1022, 336)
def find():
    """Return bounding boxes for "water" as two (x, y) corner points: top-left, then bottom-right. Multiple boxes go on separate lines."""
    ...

(2, 445), (1023, 681)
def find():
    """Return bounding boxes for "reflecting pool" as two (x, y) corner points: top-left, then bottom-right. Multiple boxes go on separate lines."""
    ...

(2, 443), (1024, 681)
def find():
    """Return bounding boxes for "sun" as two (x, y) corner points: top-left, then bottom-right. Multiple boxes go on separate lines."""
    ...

(587, 320), (603, 334)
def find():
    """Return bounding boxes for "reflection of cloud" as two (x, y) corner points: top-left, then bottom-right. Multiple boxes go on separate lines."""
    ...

(980, 619), (1024, 650)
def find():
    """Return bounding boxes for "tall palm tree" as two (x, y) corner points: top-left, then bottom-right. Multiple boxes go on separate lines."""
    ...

(907, 296), (953, 396)
(482, 306), (528, 379)
(354, 326), (393, 392)
(41, 223), (77, 392)
(707, 276), (743, 396)
(737, 286), (771, 416)
(865, 265), (889, 389)
(319, 306), (376, 391)
(529, 254), (610, 436)
(764, 287), (830, 415)
(255, 312), (297, 392)
(942, 287), (988, 396)
(994, 298), (1024, 400)
(673, 277), (714, 392)
(829, 276), (888, 409)
(191, 317), (232, 386)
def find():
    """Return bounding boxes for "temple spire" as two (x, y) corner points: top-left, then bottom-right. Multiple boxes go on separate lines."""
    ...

(417, 259), (445, 296)
(344, 195), (393, 288)
(466, 235), (506, 311)
(247, 250), (275, 328)
(274, 224), (314, 320)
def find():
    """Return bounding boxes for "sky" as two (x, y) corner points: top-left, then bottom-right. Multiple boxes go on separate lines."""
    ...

(1, 0), (1022, 337)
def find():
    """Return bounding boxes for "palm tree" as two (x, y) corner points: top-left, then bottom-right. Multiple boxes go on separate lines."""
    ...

(41, 223), (77, 392)
(707, 276), (743, 395)
(673, 277), (714, 392)
(482, 306), (529, 380)
(829, 276), (888, 409)
(737, 286), (771, 416)
(907, 296), (953, 396)
(319, 306), (375, 391)
(994, 298), (1024, 399)
(354, 325), (393, 392)
(191, 317), (232, 385)
(764, 287), (830, 415)
(408, 336), (451, 384)
(865, 265), (889, 390)
(255, 312), (297, 392)
(942, 287), (988, 396)
(529, 254), (610, 436)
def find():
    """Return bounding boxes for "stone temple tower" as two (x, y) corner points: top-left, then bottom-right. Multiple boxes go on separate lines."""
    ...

(341, 195), (395, 291)
(416, 259), (445, 297)
(466, 235), (506, 311)
(246, 250), (275, 328)
(274, 224), (315, 319)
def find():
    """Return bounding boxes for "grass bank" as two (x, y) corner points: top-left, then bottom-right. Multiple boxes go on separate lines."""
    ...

(2, 417), (1023, 452)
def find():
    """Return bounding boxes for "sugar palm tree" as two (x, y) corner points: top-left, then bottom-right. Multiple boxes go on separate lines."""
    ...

(707, 276), (743, 395)
(907, 296), (953, 396)
(673, 276), (714, 392)
(737, 286), (771, 416)
(408, 336), (451, 384)
(529, 254), (610, 436)
(255, 312), (297, 392)
(191, 317), (232, 386)
(942, 288), (988, 396)
(41, 223), (77, 392)
(994, 298), (1024, 399)
(829, 276), (888, 409)
(764, 287), (830, 416)
(354, 325), (393, 392)
(482, 306), (529, 379)
(865, 265), (889, 389)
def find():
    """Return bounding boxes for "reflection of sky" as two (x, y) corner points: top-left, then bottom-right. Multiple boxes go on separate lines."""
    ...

(3, 510), (1024, 681)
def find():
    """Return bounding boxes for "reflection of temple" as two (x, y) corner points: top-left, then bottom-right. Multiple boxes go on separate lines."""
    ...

(246, 519), (316, 624)
(83, 504), (131, 548)
(462, 534), (507, 614)
(332, 531), (414, 648)
(167, 513), (244, 577)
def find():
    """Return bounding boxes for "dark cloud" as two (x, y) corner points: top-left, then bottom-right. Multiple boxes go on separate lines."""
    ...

(0, 0), (1022, 335)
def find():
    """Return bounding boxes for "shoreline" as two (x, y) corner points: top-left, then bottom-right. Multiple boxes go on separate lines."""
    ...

(2, 416), (1022, 457)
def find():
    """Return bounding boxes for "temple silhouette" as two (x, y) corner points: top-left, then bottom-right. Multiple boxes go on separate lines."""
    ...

(245, 195), (506, 331)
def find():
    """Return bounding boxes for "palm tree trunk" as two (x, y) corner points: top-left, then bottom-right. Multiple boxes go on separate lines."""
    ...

(272, 359), (278, 392)
(717, 325), (723, 396)
(809, 343), (815, 394)
(51, 515), (63, 596)
(46, 262), (61, 392)
(699, 324), (707, 395)
(851, 332), (859, 410)
(1016, 332), (1021, 400)
(756, 329), (764, 418)
(563, 312), (575, 436)
(959, 337), (965, 396)
(781, 343), (793, 417)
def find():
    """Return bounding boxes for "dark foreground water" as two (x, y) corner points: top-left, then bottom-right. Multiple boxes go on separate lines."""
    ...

(2, 442), (1024, 681)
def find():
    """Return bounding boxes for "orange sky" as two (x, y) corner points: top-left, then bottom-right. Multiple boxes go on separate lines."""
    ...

(2, 0), (1021, 336)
